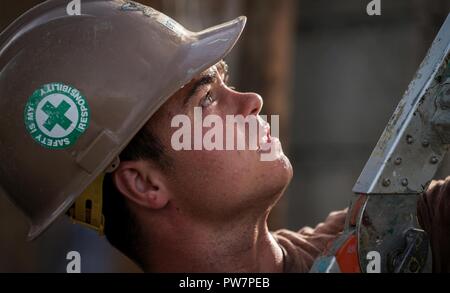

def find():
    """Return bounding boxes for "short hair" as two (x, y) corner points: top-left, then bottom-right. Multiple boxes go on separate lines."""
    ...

(102, 124), (169, 265)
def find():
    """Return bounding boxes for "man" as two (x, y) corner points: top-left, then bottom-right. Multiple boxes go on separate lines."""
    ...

(101, 60), (347, 272)
(0, 0), (446, 273)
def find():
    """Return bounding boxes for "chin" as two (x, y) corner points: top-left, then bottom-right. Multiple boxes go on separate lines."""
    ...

(282, 152), (293, 177)
(276, 153), (294, 188)
(262, 138), (293, 182)
(257, 154), (293, 205)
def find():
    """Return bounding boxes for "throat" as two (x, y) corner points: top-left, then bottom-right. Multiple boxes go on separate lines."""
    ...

(142, 217), (284, 273)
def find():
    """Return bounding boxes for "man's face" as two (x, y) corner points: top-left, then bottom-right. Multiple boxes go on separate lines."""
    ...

(148, 62), (293, 224)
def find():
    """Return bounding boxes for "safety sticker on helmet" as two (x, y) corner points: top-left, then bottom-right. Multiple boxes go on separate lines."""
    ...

(23, 83), (90, 150)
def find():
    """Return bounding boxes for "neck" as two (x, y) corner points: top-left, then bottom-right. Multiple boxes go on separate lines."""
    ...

(137, 206), (284, 273)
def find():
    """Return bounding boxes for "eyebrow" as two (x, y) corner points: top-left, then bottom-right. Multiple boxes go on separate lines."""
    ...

(183, 71), (218, 105)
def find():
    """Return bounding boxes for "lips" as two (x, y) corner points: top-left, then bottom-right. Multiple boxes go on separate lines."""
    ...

(258, 121), (273, 153)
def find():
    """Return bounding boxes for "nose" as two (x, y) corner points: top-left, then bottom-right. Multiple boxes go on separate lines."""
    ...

(234, 91), (263, 116)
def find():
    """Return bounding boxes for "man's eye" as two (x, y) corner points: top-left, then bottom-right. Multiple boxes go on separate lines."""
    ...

(200, 91), (217, 107)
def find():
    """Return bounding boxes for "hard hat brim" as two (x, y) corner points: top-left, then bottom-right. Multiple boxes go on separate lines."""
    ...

(178, 16), (247, 87)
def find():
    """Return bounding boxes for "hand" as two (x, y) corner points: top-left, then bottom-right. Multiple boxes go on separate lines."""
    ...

(417, 177), (450, 272)
(312, 209), (347, 235)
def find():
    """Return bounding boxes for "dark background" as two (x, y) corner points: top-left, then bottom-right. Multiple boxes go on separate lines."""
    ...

(0, 0), (449, 272)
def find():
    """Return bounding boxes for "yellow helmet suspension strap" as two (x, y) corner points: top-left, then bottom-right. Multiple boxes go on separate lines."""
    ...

(67, 157), (120, 235)
(67, 174), (105, 235)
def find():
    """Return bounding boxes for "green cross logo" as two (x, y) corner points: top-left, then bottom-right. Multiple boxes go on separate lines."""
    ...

(24, 83), (90, 149)
(42, 100), (73, 131)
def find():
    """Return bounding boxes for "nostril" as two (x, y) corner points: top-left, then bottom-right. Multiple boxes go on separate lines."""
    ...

(249, 93), (263, 115)
(233, 91), (264, 116)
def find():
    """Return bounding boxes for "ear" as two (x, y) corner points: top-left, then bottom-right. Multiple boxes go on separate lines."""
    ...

(112, 160), (170, 210)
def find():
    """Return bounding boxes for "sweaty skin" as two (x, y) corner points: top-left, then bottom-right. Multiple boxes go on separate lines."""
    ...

(113, 62), (346, 272)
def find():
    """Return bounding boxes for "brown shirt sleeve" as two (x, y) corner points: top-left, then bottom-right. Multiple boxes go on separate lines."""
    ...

(417, 177), (450, 272)
(272, 209), (346, 273)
